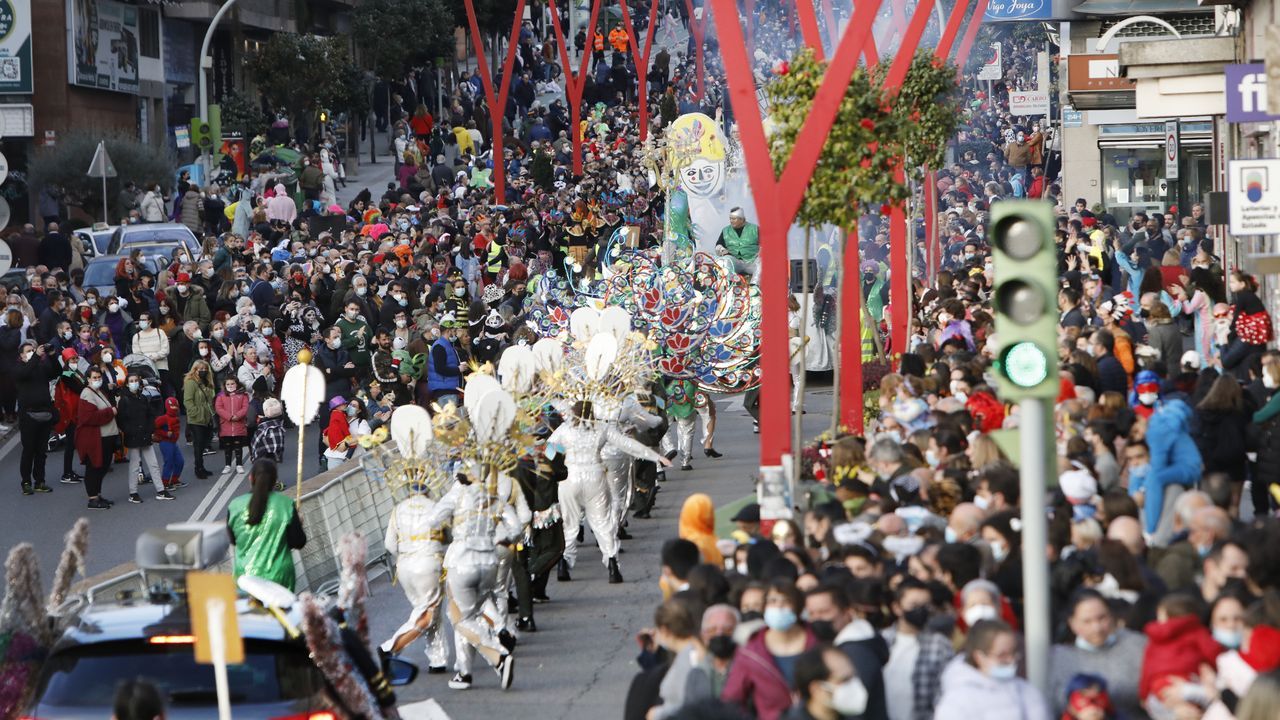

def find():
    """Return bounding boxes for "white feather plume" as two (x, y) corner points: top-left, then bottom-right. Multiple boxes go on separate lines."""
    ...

(570, 307), (601, 341)
(464, 373), (503, 417)
(390, 404), (433, 458)
(471, 389), (517, 443)
(600, 305), (633, 343)
(280, 365), (327, 426)
(497, 345), (537, 394)
(532, 337), (564, 373)
(585, 333), (618, 381)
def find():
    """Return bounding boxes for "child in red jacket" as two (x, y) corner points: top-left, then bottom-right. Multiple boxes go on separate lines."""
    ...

(1140, 594), (1221, 718)
(153, 397), (185, 490)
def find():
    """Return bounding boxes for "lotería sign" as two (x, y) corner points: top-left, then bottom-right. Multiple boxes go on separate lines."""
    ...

(1229, 159), (1280, 235)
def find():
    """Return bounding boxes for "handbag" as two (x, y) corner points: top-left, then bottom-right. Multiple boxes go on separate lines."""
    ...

(25, 409), (55, 424)
(1237, 310), (1273, 346)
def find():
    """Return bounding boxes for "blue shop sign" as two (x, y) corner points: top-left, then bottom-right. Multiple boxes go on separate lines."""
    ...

(984, 0), (1054, 21)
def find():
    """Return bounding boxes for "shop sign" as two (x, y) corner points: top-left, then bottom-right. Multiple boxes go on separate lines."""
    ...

(0, 0), (32, 94)
(1229, 159), (1280, 235)
(1067, 55), (1134, 93)
(174, 125), (190, 148)
(1009, 90), (1050, 116)
(1062, 107), (1082, 128)
(66, 0), (140, 94)
(1224, 64), (1280, 123)
(984, 0), (1054, 21)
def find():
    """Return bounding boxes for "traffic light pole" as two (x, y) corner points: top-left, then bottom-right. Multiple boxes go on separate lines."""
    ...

(198, 0), (240, 180)
(1019, 396), (1050, 696)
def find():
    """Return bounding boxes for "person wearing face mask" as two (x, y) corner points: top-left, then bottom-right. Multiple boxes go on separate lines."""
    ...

(182, 360), (217, 479)
(1047, 590), (1148, 720)
(682, 604), (740, 705)
(314, 326), (358, 403)
(117, 372), (170, 504)
(881, 578), (954, 720)
(214, 376), (251, 475)
(336, 299), (373, 373)
(634, 598), (704, 720)
(425, 316), (463, 407)
(15, 341), (58, 496)
(803, 585), (888, 720)
(97, 296), (133, 352)
(1204, 593), (1280, 720)
(130, 310), (170, 380)
(723, 580), (818, 720)
(934, 620), (1048, 720)
(788, 646), (871, 720)
(75, 367), (120, 509)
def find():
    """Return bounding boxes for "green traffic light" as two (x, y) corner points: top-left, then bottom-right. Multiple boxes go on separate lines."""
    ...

(1003, 341), (1049, 388)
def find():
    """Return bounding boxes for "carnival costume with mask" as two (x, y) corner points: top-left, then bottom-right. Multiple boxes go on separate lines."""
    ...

(660, 378), (698, 469)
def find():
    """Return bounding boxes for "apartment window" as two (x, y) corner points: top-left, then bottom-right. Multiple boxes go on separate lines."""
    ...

(140, 8), (160, 59)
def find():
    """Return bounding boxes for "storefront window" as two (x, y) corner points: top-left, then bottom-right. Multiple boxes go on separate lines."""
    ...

(1100, 147), (1166, 225)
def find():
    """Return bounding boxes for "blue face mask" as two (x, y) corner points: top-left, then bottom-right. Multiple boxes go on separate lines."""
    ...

(988, 663), (1018, 681)
(763, 607), (797, 632)
(1074, 632), (1117, 652)
(1213, 628), (1242, 649)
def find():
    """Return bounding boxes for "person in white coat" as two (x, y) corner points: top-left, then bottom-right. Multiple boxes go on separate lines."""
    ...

(934, 620), (1050, 720)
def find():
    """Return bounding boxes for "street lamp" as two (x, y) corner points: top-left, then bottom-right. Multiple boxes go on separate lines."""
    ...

(198, 0), (242, 178)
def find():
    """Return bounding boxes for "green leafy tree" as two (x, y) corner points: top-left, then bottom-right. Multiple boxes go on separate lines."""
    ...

(354, 0), (454, 79)
(28, 130), (176, 221)
(217, 90), (266, 138)
(245, 34), (356, 122)
(881, 51), (962, 182)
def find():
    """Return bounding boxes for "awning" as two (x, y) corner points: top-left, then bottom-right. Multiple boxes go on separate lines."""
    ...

(1073, 0), (1204, 14)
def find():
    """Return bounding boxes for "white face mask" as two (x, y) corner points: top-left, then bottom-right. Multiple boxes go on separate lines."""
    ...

(101, 353), (113, 364)
(355, 285), (367, 296)
(828, 678), (869, 716)
(19, 351), (32, 363)
(160, 306), (170, 315)
(89, 378), (103, 390)
(395, 318), (408, 329)
(1138, 391), (1158, 405)
(345, 310), (359, 320)
(212, 330), (224, 340)
(328, 338), (342, 349)
(108, 303), (119, 313)
(199, 347), (210, 357)
(973, 494), (990, 511)
(262, 327), (273, 336)
(963, 604), (999, 627)
(138, 320), (150, 330)
(177, 284), (189, 294)
(454, 287), (466, 297)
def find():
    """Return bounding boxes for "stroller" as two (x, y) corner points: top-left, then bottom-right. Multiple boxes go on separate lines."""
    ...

(122, 354), (166, 402)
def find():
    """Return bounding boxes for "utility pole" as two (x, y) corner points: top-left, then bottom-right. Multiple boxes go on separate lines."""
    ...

(198, 0), (241, 180)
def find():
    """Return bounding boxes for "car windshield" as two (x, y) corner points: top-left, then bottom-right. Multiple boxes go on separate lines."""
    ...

(34, 639), (324, 707)
(121, 229), (192, 246)
(83, 262), (123, 289)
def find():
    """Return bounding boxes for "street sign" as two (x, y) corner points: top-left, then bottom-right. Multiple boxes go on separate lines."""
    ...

(1229, 158), (1280, 235)
(87, 141), (117, 178)
(1062, 107), (1083, 127)
(1009, 90), (1050, 116)
(175, 125), (191, 149)
(188, 572), (243, 665)
(0, 237), (11, 272)
(1165, 121), (1179, 181)
(1225, 64), (1280, 123)
(0, 151), (10, 186)
(978, 43), (1002, 81)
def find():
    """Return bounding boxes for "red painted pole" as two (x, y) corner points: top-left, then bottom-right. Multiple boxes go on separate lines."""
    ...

(618, 0), (662, 141)
(953, 0), (991, 68)
(840, 232), (864, 433)
(683, 0), (709, 100)
(547, 0), (604, 176)
(936, 0), (972, 59)
(463, 0), (528, 203)
(710, 0), (883, 466)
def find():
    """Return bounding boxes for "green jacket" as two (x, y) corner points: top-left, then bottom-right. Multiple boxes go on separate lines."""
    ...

(666, 378), (697, 419)
(183, 376), (215, 426)
(719, 222), (760, 261)
(227, 492), (299, 591)
(336, 315), (372, 368)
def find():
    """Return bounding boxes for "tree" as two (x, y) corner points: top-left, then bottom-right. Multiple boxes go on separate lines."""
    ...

(218, 90), (266, 138)
(245, 34), (357, 123)
(353, 0), (454, 80)
(28, 130), (175, 221)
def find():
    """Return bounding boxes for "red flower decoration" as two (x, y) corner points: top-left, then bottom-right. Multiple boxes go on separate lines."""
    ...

(772, 60), (790, 75)
(910, 110), (921, 122)
(860, 158), (873, 169)
(860, 118), (876, 131)
(867, 141), (879, 153)
(880, 203), (892, 215)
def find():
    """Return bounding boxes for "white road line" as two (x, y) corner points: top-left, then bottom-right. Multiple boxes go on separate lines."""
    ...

(187, 470), (236, 522)
(0, 432), (23, 463)
(199, 468), (249, 523)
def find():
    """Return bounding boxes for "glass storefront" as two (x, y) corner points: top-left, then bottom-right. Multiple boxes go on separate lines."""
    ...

(1097, 120), (1214, 225)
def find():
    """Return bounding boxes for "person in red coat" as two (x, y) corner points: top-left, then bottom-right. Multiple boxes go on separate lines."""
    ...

(53, 348), (85, 484)
(323, 396), (352, 471)
(214, 376), (251, 475)
(75, 366), (120, 510)
(1139, 594), (1222, 714)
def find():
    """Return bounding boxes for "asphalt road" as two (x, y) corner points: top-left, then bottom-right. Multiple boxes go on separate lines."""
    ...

(367, 386), (838, 719)
(0, 419), (331, 585)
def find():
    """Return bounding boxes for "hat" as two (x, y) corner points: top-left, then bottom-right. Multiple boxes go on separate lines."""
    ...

(60, 348), (78, 362)
(484, 310), (505, 330)
(176, 272), (191, 283)
(1180, 350), (1201, 369)
(730, 503), (760, 523)
(263, 398), (283, 418)
(482, 284), (505, 305)
(329, 396), (347, 410)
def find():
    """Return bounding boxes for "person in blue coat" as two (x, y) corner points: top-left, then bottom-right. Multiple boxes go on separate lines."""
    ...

(1129, 398), (1202, 536)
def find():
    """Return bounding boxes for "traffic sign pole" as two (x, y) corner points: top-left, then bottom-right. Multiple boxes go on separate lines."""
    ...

(1019, 397), (1050, 696)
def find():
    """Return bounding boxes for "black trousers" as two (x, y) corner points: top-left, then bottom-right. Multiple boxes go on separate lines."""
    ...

(512, 546), (534, 620)
(63, 422), (77, 476)
(191, 424), (213, 473)
(84, 435), (118, 498)
(632, 459), (659, 516)
(18, 412), (53, 486)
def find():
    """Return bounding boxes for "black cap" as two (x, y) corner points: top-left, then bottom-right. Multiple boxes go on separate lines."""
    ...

(730, 503), (760, 523)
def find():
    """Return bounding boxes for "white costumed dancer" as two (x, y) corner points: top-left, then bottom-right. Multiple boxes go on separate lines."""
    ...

(380, 490), (449, 672)
(598, 394), (665, 540)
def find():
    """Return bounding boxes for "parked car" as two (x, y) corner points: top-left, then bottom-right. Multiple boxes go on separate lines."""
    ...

(107, 222), (201, 258)
(73, 224), (118, 258)
(82, 254), (166, 297)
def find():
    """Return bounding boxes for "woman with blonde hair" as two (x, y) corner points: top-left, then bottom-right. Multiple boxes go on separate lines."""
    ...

(183, 359), (215, 479)
(967, 433), (1006, 469)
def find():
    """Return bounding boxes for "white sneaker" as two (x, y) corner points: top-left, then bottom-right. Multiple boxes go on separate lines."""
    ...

(448, 672), (472, 690)
(235, 465), (245, 474)
(220, 466), (233, 476)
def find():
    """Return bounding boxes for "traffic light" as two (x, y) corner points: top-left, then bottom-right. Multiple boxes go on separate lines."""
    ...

(991, 201), (1058, 401)
(190, 118), (214, 150)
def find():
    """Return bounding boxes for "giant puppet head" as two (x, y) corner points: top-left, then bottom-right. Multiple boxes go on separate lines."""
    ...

(668, 112), (727, 199)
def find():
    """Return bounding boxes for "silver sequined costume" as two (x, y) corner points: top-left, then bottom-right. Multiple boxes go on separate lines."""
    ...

(599, 396), (664, 531)
(380, 494), (449, 668)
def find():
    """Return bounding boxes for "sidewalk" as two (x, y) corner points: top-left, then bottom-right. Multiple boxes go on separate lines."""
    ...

(335, 128), (396, 208)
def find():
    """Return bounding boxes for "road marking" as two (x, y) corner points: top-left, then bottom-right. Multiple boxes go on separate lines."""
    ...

(198, 468), (249, 522)
(187, 469), (237, 522)
(0, 432), (22, 463)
